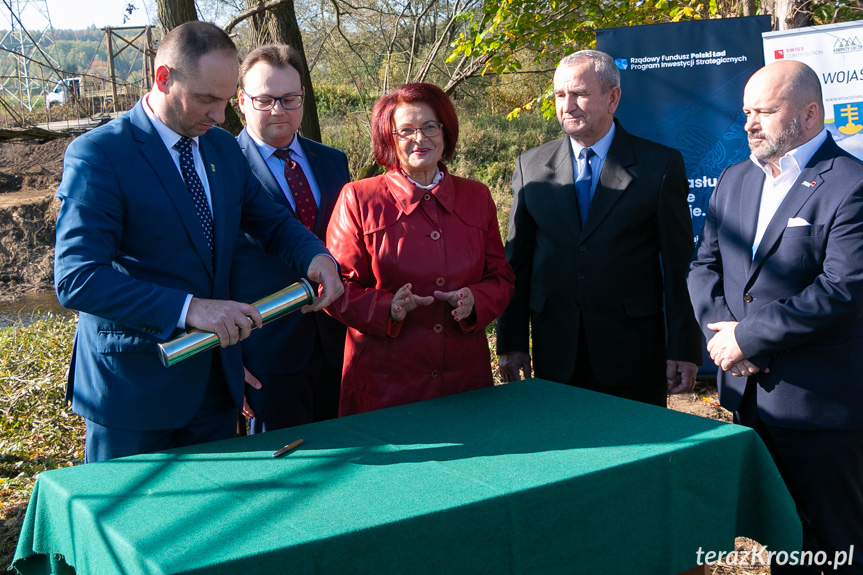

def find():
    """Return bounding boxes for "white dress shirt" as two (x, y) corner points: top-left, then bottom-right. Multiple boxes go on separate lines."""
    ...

(142, 94), (213, 213)
(750, 128), (827, 257)
(247, 131), (322, 210)
(569, 122), (616, 200)
(142, 94), (214, 328)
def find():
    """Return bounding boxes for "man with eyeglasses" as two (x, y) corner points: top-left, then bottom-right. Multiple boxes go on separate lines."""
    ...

(53, 23), (343, 463)
(233, 44), (351, 432)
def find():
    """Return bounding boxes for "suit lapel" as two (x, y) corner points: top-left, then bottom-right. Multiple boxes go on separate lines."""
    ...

(568, 121), (634, 242)
(299, 137), (337, 239)
(583, 129), (633, 240)
(738, 166), (765, 276)
(132, 104), (214, 278)
(544, 137), (583, 241)
(748, 137), (836, 279)
(238, 128), (293, 212)
(200, 139), (224, 279)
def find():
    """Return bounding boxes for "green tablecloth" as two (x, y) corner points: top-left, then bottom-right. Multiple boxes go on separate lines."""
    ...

(13, 379), (800, 575)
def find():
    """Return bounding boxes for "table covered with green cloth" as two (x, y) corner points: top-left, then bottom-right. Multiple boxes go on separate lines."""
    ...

(13, 379), (800, 575)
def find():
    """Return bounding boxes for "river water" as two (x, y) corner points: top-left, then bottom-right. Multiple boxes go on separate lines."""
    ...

(0, 290), (74, 328)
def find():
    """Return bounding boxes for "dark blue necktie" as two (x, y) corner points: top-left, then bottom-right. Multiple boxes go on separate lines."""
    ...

(175, 137), (215, 261)
(575, 147), (595, 227)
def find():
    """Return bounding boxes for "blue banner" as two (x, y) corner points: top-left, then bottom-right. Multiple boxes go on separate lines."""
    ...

(597, 16), (771, 247)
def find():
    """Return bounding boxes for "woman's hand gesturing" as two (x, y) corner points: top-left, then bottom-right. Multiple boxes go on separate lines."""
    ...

(391, 283), (434, 322)
(434, 287), (474, 322)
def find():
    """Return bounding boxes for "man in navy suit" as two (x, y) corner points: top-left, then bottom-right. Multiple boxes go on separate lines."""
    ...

(53, 22), (343, 463)
(233, 44), (350, 431)
(689, 60), (863, 573)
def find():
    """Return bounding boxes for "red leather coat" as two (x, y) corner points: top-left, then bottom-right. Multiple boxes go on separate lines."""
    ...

(326, 168), (514, 416)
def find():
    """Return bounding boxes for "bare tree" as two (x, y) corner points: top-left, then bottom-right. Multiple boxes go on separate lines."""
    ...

(313, 0), (483, 95)
(157, 0), (198, 31)
(156, 0), (246, 134)
(242, 0), (323, 142)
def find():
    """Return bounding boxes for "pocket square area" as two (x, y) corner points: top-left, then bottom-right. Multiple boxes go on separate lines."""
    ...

(787, 217), (811, 227)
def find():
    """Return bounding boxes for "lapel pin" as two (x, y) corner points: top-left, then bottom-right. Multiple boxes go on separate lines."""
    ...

(210, 164), (216, 172)
(801, 180), (816, 188)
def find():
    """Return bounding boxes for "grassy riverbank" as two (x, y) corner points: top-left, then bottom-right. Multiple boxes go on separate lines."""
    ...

(0, 314), (81, 566)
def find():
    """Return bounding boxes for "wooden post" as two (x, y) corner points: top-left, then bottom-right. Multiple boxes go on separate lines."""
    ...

(105, 28), (119, 114)
(145, 26), (154, 92)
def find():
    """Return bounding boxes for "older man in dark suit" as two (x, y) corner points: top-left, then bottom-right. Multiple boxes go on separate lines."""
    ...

(53, 23), (343, 463)
(689, 60), (863, 573)
(233, 44), (350, 431)
(497, 50), (701, 406)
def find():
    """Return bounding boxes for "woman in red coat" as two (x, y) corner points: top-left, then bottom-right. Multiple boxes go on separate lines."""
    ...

(326, 83), (515, 416)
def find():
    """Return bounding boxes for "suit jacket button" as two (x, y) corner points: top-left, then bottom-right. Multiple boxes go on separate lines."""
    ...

(743, 293), (753, 303)
(577, 273), (585, 280)
(578, 246), (586, 252)
(435, 277), (445, 287)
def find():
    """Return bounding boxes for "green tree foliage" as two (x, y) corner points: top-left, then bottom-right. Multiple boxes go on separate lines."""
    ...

(448, 0), (724, 118)
(448, 0), (863, 117)
(762, 0), (863, 30)
(51, 40), (99, 76)
(0, 27), (149, 86)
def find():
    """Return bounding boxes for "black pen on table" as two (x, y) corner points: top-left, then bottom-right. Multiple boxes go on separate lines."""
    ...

(272, 439), (304, 458)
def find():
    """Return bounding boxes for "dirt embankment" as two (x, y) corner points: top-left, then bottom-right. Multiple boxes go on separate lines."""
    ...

(0, 138), (69, 297)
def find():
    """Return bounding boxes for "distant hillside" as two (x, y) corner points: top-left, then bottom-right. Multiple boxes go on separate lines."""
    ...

(0, 26), (153, 89)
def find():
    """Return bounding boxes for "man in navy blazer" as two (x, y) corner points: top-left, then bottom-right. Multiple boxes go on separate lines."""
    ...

(53, 22), (343, 463)
(497, 50), (701, 406)
(232, 44), (349, 431)
(689, 60), (863, 572)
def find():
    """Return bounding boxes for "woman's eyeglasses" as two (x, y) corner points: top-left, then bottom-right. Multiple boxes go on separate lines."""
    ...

(391, 123), (443, 140)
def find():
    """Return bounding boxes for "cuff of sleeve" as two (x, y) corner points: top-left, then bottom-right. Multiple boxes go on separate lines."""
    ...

(308, 254), (341, 279)
(749, 354), (771, 371)
(387, 315), (403, 339)
(458, 310), (478, 333)
(178, 294), (193, 329)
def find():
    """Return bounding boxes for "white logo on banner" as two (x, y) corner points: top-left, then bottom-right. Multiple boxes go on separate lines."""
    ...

(763, 21), (863, 159)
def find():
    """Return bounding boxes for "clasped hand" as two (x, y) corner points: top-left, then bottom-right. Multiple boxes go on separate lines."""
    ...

(706, 321), (766, 377)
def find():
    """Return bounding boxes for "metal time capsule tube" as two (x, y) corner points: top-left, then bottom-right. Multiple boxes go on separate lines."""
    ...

(157, 279), (314, 368)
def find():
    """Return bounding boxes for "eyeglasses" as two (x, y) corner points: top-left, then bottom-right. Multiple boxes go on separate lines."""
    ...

(241, 90), (304, 111)
(391, 123), (443, 140)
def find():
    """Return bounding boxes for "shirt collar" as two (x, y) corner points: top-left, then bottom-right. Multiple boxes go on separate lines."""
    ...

(248, 132), (303, 162)
(142, 93), (199, 151)
(386, 165), (454, 215)
(749, 128), (828, 176)
(569, 121), (616, 160)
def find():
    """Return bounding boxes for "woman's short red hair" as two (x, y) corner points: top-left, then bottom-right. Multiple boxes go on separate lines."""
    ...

(371, 83), (459, 171)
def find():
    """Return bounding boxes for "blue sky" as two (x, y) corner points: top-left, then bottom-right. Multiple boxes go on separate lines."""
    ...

(18, 0), (154, 30)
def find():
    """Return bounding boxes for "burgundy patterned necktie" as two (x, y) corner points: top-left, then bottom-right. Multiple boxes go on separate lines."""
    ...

(273, 148), (318, 231)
